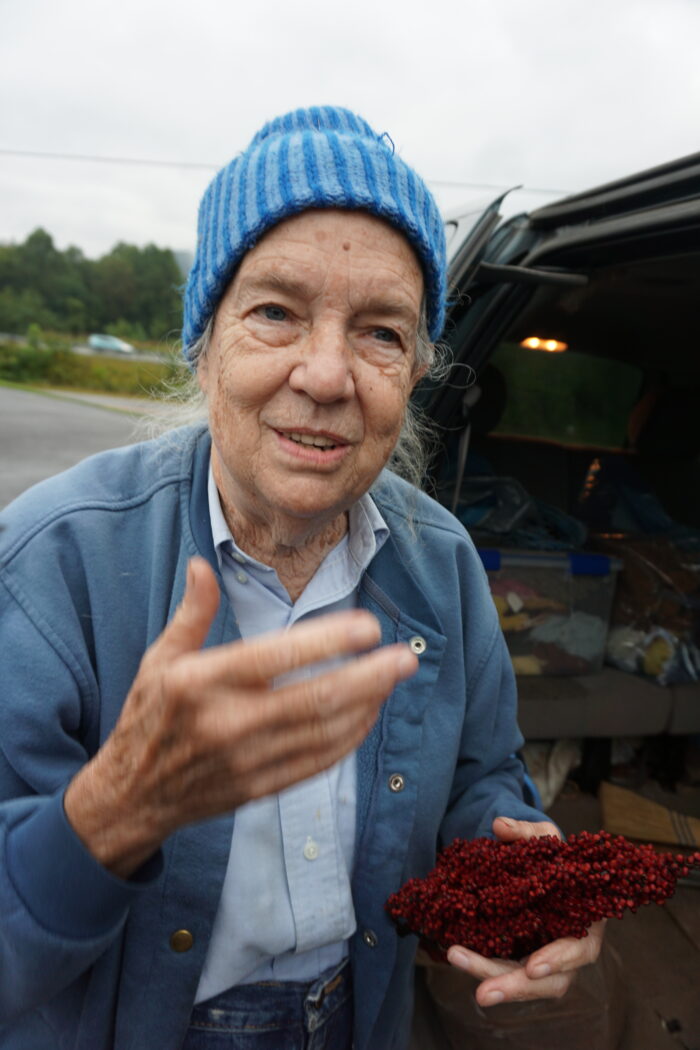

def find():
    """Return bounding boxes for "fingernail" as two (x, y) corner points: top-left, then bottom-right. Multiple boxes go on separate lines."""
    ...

(500, 817), (516, 827)
(531, 963), (551, 978)
(447, 947), (470, 969)
(482, 990), (504, 1007)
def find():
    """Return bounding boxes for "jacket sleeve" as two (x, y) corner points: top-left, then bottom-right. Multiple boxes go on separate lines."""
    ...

(0, 583), (160, 1023)
(438, 590), (549, 848)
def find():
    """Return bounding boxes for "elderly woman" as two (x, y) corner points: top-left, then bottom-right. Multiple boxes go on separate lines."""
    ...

(0, 107), (602, 1050)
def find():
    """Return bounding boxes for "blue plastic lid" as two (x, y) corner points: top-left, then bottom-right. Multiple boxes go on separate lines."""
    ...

(476, 548), (619, 576)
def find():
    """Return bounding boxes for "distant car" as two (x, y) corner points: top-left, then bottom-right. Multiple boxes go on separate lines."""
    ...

(87, 333), (135, 355)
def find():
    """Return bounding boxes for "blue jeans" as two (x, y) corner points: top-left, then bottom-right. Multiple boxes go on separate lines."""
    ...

(181, 960), (353, 1050)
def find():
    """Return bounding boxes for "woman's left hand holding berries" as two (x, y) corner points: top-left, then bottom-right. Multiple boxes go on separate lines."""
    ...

(446, 817), (606, 1007)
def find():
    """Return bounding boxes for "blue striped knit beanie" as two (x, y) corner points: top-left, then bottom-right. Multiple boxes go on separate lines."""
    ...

(182, 106), (446, 361)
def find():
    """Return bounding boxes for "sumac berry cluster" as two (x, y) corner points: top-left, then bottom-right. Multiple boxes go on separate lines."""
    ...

(385, 831), (700, 960)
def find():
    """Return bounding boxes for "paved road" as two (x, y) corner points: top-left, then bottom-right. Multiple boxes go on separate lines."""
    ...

(0, 386), (150, 508)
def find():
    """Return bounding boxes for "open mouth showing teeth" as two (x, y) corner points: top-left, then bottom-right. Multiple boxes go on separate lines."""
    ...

(284, 432), (339, 450)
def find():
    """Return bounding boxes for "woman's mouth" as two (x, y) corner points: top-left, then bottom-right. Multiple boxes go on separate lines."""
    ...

(274, 428), (351, 465)
(284, 431), (339, 451)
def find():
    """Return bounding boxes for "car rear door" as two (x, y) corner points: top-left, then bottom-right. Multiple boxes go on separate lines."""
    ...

(420, 152), (700, 435)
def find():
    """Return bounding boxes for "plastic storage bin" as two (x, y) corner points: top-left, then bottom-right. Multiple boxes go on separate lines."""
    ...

(477, 548), (622, 676)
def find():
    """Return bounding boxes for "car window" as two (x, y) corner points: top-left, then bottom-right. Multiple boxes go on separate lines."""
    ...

(443, 200), (504, 269)
(489, 342), (644, 449)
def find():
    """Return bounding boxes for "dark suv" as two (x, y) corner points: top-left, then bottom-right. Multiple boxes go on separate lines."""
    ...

(421, 153), (700, 743)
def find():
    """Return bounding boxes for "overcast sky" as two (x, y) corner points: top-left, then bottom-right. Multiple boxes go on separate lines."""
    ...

(1, 0), (698, 260)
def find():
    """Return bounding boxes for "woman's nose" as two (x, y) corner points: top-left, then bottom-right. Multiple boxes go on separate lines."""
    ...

(287, 325), (355, 403)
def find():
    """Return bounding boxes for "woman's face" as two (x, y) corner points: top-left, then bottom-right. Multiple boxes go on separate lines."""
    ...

(198, 208), (425, 535)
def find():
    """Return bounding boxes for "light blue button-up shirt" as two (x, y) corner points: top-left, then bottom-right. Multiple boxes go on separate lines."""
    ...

(195, 469), (389, 1003)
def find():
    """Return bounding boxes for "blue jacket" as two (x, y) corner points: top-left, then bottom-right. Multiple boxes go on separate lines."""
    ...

(0, 425), (545, 1049)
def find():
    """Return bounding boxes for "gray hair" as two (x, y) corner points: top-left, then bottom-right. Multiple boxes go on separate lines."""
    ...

(152, 302), (447, 490)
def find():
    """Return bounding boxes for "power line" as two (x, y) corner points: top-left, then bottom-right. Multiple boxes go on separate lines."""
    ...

(0, 147), (218, 171)
(427, 177), (565, 195)
(0, 146), (568, 196)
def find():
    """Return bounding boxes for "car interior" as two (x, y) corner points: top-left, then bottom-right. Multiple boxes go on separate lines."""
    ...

(467, 250), (700, 527)
(426, 227), (700, 749)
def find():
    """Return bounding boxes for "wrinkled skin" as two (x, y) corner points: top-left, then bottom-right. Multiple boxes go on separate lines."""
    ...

(197, 208), (426, 596)
(65, 558), (419, 879)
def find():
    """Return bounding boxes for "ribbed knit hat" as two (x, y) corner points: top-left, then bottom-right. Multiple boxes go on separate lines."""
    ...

(182, 105), (446, 360)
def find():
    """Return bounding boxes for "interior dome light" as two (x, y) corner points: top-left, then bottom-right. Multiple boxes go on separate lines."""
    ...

(520, 337), (568, 352)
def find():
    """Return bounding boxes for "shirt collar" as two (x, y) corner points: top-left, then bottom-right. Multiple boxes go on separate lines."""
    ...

(207, 462), (389, 575)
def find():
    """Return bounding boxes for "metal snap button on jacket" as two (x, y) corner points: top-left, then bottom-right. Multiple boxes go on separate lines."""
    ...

(388, 773), (405, 793)
(362, 929), (378, 948)
(169, 929), (194, 952)
(409, 635), (427, 655)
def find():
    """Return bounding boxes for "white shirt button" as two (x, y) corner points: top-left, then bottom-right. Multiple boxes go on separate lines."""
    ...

(235, 571), (248, 584)
(303, 837), (319, 861)
(232, 552), (246, 564)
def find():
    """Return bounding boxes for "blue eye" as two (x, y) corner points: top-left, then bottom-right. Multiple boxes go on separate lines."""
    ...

(373, 327), (399, 344)
(261, 304), (287, 322)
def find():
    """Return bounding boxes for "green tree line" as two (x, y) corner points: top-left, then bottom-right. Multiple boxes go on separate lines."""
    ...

(0, 228), (184, 342)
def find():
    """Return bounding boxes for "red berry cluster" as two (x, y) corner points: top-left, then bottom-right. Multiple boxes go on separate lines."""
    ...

(385, 831), (700, 960)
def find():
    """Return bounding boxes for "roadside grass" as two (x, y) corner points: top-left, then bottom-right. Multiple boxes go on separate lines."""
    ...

(0, 342), (187, 398)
